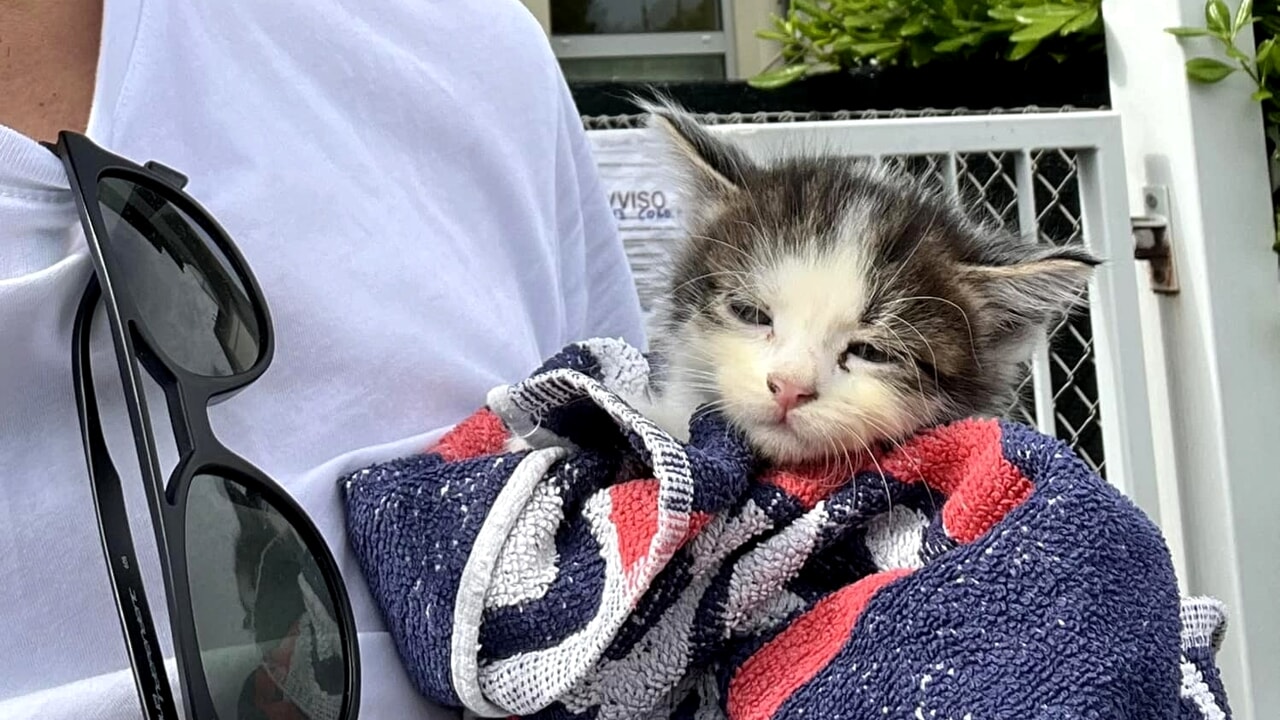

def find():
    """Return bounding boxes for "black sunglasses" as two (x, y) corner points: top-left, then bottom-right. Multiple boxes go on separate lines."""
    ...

(49, 131), (361, 719)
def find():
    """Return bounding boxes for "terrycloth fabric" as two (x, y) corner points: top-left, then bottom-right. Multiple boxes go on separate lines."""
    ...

(341, 338), (1231, 720)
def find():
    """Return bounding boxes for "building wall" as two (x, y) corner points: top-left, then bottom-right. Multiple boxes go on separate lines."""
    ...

(523, 0), (551, 33)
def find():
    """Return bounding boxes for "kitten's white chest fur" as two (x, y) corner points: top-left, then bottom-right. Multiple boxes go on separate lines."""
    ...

(622, 369), (706, 443)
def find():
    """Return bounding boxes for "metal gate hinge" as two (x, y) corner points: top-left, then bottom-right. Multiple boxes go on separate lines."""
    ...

(1131, 185), (1179, 294)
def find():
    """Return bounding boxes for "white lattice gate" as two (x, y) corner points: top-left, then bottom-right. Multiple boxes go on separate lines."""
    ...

(586, 111), (1162, 525)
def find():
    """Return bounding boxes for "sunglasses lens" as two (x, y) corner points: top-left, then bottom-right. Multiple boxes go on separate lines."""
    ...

(96, 176), (262, 377)
(185, 473), (351, 719)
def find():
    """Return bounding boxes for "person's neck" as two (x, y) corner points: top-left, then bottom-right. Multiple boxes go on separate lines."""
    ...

(0, 0), (103, 143)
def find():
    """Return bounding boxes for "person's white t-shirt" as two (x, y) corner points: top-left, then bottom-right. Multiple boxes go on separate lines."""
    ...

(0, 0), (645, 717)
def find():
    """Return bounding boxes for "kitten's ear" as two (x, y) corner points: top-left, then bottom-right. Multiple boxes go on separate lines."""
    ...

(636, 96), (753, 205)
(961, 244), (1100, 334)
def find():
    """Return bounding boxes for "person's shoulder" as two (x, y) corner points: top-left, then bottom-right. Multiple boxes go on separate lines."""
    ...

(370, 0), (563, 95)
(326, 0), (571, 134)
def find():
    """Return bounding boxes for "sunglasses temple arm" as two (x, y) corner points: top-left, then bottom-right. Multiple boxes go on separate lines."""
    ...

(72, 277), (181, 719)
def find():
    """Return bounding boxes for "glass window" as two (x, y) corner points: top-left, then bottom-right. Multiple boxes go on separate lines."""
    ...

(551, 0), (722, 34)
(559, 55), (726, 82)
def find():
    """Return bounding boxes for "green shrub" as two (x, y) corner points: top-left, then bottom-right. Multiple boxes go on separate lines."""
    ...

(1168, 0), (1280, 253)
(1168, 0), (1278, 121)
(750, 0), (1105, 89)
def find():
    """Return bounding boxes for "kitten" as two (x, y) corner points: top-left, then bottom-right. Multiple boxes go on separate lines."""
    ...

(630, 100), (1099, 465)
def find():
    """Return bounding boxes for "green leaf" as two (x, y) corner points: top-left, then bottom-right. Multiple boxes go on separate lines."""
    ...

(1009, 19), (1068, 42)
(934, 32), (986, 52)
(1258, 37), (1274, 64)
(1234, 0), (1254, 33)
(1014, 6), (1085, 22)
(791, 0), (831, 20)
(1008, 39), (1040, 60)
(829, 36), (855, 51)
(847, 41), (904, 55)
(1253, 87), (1274, 101)
(874, 45), (902, 63)
(755, 29), (794, 42)
(1186, 56), (1238, 82)
(1207, 0), (1232, 35)
(910, 42), (935, 66)
(1227, 44), (1249, 60)
(1165, 26), (1213, 37)
(1061, 8), (1100, 35)
(842, 14), (874, 30)
(747, 63), (810, 90)
(807, 61), (842, 75)
(900, 16), (928, 36)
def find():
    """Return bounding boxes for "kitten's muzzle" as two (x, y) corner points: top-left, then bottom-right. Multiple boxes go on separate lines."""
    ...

(767, 374), (818, 420)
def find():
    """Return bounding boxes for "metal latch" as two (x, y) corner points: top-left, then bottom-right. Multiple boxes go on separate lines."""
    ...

(1132, 186), (1179, 294)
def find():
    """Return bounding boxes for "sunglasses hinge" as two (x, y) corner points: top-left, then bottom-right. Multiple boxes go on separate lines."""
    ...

(143, 160), (189, 190)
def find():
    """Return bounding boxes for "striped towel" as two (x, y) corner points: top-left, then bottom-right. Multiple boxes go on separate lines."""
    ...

(340, 338), (1230, 719)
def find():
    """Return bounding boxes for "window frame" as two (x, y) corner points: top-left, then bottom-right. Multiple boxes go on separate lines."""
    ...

(549, 0), (738, 80)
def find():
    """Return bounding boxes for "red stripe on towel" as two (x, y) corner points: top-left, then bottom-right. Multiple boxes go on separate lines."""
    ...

(610, 479), (711, 573)
(880, 418), (1033, 544)
(760, 464), (850, 510)
(431, 408), (511, 461)
(727, 568), (912, 720)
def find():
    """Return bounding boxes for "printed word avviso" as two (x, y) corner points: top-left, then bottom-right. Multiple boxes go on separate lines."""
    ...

(609, 190), (675, 221)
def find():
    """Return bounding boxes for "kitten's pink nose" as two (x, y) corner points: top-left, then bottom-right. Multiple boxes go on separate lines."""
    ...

(767, 374), (818, 416)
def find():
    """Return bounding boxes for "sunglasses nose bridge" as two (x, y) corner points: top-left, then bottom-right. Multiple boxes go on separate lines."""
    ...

(158, 375), (213, 461)
(166, 370), (261, 462)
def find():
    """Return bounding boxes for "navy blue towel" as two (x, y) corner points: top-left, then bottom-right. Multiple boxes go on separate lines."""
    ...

(341, 338), (1231, 719)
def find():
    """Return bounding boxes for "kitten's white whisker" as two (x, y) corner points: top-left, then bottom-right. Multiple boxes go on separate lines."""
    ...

(833, 423), (860, 488)
(850, 428), (892, 516)
(813, 422), (850, 489)
(669, 373), (720, 384)
(670, 269), (751, 295)
(875, 215), (933, 295)
(856, 415), (913, 459)
(691, 232), (753, 263)
(886, 295), (979, 367)
(882, 312), (941, 387)
(872, 318), (926, 397)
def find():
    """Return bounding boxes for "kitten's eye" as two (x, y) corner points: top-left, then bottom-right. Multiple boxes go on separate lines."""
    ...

(729, 301), (772, 327)
(840, 342), (891, 368)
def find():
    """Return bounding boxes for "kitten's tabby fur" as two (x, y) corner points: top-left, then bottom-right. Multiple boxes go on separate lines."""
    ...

(632, 99), (1098, 465)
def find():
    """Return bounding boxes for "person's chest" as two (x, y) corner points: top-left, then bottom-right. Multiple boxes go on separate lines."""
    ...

(0, 0), (582, 703)
(89, 0), (577, 476)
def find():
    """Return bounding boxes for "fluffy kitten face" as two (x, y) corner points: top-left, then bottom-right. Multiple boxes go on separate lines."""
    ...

(642, 101), (1098, 465)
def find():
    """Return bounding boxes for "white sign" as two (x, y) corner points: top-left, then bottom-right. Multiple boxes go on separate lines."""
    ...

(587, 128), (688, 314)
